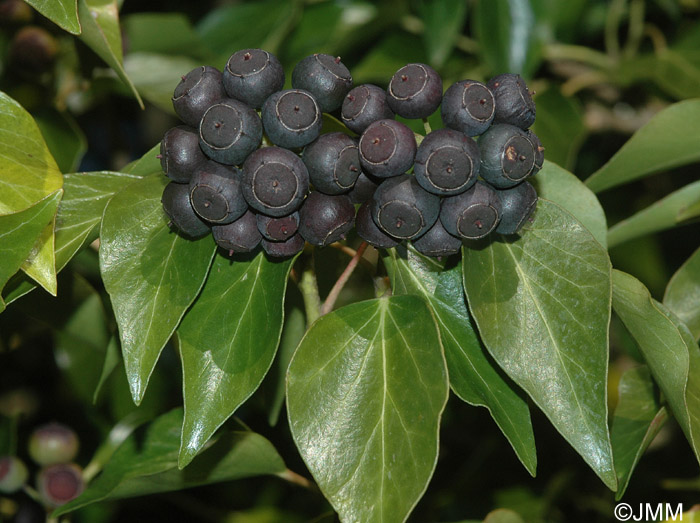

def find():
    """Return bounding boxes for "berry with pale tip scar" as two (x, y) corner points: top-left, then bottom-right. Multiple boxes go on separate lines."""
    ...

(441, 79), (495, 136)
(386, 63), (443, 119)
(172, 66), (226, 127)
(257, 212), (300, 241)
(412, 217), (463, 258)
(189, 161), (248, 224)
(262, 89), (323, 149)
(292, 53), (353, 113)
(198, 98), (262, 166)
(262, 232), (306, 258)
(487, 73), (536, 129)
(495, 181), (538, 235)
(341, 84), (395, 134)
(162, 182), (211, 239)
(224, 48), (285, 109)
(478, 123), (537, 189)
(302, 132), (361, 195)
(212, 209), (261, 254)
(440, 181), (502, 240)
(36, 463), (84, 507)
(358, 119), (416, 178)
(298, 191), (355, 246)
(355, 200), (399, 249)
(159, 126), (207, 184)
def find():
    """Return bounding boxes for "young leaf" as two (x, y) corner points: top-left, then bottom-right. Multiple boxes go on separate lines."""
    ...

(77, 0), (144, 109)
(664, 246), (700, 340)
(0, 92), (63, 215)
(178, 252), (295, 468)
(53, 408), (286, 516)
(607, 180), (700, 248)
(24, 0), (81, 35)
(20, 218), (57, 296)
(100, 175), (217, 404)
(462, 199), (617, 490)
(419, 0), (468, 68)
(287, 296), (448, 522)
(532, 160), (607, 248)
(0, 190), (62, 313)
(612, 269), (700, 466)
(384, 247), (537, 476)
(585, 100), (700, 193)
(611, 366), (668, 500)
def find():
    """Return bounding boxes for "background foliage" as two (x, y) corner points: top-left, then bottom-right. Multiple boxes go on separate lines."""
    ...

(1, 0), (700, 521)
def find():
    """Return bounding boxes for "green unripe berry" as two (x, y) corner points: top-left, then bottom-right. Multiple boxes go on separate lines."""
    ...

(0, 456), (29, 493)
(28, 422), (79, 466)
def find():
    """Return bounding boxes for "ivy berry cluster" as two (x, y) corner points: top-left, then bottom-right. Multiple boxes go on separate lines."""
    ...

(159, 48), (543, 258)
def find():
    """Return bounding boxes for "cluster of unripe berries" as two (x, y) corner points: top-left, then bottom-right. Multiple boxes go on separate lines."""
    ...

(160, 48), (543, 258)
(0, 422), (84, 508)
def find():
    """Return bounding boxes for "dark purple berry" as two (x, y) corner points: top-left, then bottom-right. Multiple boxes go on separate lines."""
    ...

(224, 48), (285, 109)
(370, 174), (440, 240)
(358, 119), (416, 178)
(487, 73), (536, 129)
(355, 201), (399, 249)
(242, 147), (309, 217)
(257, 212), (300, 241)
(411, 219), (462, 257)
(262, 89), (323, 149)
(9, 26), (58, 75)
(526, 129), (544, 173)
(341, 84), (395, 134)
(212, 209), (261, 254)
(291, 53), (352, 113)
(386, 63), (442, 119)
(37, 463), (84, 507)
(440, 181), (501, 240)
(189, 162), (247, 224)
(495, 181), (538, 235)
(303, 132), (361, 195)
(298, 192), (355, 246)
(172, 66), (226, 127)
(160, 126), (207, 183)
(198, 98), (262, 166)
(348, 172), (382, 204)
(440, 80), (495, 136)
(161, 182), (210, 239)
(262, 233), (305, 258)
(413, 128), (479, 196)
(479, 123), (537, 188)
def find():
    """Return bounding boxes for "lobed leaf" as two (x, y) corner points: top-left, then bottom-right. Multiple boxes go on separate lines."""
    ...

(462, 199), (617, 490)
(384, 247), (537, 476)
(287, 295), (448, 523)
(611, 366), (668, 499)
(24, 0), (81, 34)
(177, 252), (295, 468)
(531, 160), (607, 248)
(0, 190), (62, 313)
(585, 100), (700, 193)
(100, 175), (217, 404)
(53, 409), (286, 516)
(664, 246), (700, 340)
(612, 269), (700, 466)
(0, 92), (63, 216)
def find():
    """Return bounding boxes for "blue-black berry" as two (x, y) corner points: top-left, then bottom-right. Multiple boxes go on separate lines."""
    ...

(386, 63), (442, 119)
(292, 53), (352, 113)
(441, 80), (495, 136)
(413, 128), (479, 196)
(341, 84), (395, 134)
(224, 48), (284, 109)
(359, 119), (416, 178)
(262, 89), (323, 149)
(303, 132), (361, 195)
(198, 98), (262, 166)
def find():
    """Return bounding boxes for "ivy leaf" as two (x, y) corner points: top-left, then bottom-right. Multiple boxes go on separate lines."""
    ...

(664, 246), (700, 340)
(612, 269), (700, 466)
(20, 219), (57, 296)
(24, 0), (81, 35)
(607, 180), (700, 248)
(384, 247), (537, 476)
(419, 0), (468, 68)
(532, 160), (607, 248)
(611, 366), (668, 500)
(178, 252), (295, 468)
(122, 144), (161, 177)
(77, 0), (144, 109)
(0, 92), (63, 216)
(53, 408), (286, 516)
(585, 100), (700, 193)
(34, 108), (87, 174)
(462, 199), (617, 490)
(0, 190), (62, 313)
(287, 296), (448, 522)
(100, 175), (217, 404)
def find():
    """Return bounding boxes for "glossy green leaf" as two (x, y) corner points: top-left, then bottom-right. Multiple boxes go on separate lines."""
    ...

(384, 247), (537, 476)
(34, 108), (87, 174)
(612, 269), (700, 466)
(352, 33), (427, 85)
(419, 0), (468, 68)
(100, 175), (217, 404)
(2, 170), (142, 306)
(664, 246), (700, 340)
(124, 53), (201, 114)
(94, 336), (120, 403)
(24, 0), (81, 34)
(123, 13), (211, 60)
(19, 218), (57, 295)
(178, 252), (295, 467)
(611, 366), (667, 499)
(77, 0), (143, 109)
(287, 295), (448, 522)
(531, 160), (607, 248)
(53, 408), (286, 516)
(473, 0), (541, 77)
(0, 92), (63, 215)
(585, 100), (700, 193)
(607, 180), (700, 248)
(616, 51), (700, 101)
(122, 144), (161, 177)
(0, 190), (62, 313)
(462, 199), (616, 490)
(530, 88), (586, 171)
